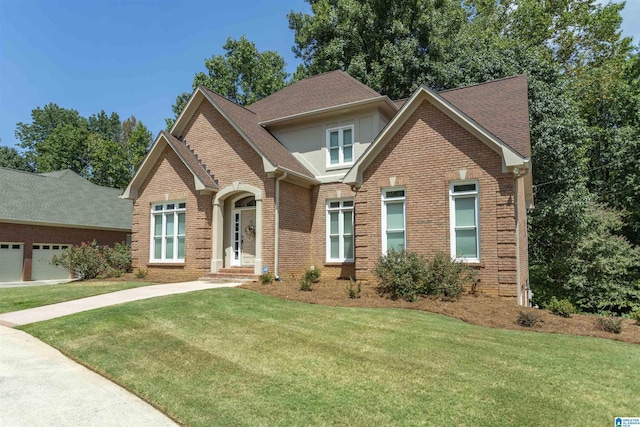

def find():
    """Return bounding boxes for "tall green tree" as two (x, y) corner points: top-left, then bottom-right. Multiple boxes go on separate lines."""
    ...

(15, 105), (152, 189)
(0, 140), (34, 172)
(15, 104), (90, 174)
(288, 0), (466, 98)
(167, 36), (290, 129)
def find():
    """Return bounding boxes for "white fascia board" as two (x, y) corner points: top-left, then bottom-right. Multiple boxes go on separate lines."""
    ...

(425, 87), (526, 167)
(342, 88), (425, 186)
(162, 133), (216, 192)
(343, 85), (528, 187)
(199, 89), (276, 173)
(258, 96), (398, 127)
(169, 90), (204, 137)
(121, 133), (168, 199)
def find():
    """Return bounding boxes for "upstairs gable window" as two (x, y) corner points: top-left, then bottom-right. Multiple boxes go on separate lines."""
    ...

(326, 125), (354, 167)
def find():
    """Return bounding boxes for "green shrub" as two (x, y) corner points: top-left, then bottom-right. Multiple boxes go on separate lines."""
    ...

(260, 272), (274, 285)
(374, 249), (428, 301)
(51, 240), (131, 280)
(596, 317), (623, 334)
(631, 310), (640, 326)
(544, 297), (577, 318)
(347, 279), (361, 299)
(299, 277), (313, 291)
(374, 249), (478, 302)
(425, 251), (478, 300)
(135, 268), (148, 279)
(303, 266), (321, 284)
(102, 242), (132, 273)
(517, 310), (541, 327)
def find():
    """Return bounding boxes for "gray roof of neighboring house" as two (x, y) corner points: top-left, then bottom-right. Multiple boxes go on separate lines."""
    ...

(0, 168), (132, 231)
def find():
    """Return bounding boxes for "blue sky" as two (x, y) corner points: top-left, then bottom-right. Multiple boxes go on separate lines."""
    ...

(1, 0), (638, 150)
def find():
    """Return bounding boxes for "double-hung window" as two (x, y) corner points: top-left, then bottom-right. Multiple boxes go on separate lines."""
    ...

(382, 189), (406, 252)
(327, 200), (354, 262)
(450, 182), (480, 262)
(151, 202), (186, 262)
(326, 125), (354, 167)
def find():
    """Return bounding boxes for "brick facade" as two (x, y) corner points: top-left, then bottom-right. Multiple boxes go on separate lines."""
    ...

(355, 101), (519, 297)
(0, 222), (128, 281)
(132, 145), (213, 281)
(129, 88), (528, 299)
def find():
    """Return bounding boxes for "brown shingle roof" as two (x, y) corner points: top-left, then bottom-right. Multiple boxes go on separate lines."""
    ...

(161, 131), (218, 190)
(439, 75), (531, 158)
(248, 70), (382, 122)
(199, 87), (315, 179)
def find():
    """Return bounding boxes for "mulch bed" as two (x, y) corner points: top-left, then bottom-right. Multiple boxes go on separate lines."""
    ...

(240, 278), (640, 345)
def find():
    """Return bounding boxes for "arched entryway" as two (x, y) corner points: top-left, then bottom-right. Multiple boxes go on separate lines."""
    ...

(211, 183), (263, 275)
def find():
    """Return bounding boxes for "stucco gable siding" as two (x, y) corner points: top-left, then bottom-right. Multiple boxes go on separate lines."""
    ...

(356, 100), (518, 297)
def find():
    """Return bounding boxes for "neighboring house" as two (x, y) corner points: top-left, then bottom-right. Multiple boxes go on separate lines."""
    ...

(0, 168), (132, 282)
(123, 71), (533, 305)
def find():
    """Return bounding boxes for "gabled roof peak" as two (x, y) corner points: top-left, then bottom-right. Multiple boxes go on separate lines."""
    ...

(247, 70), (383, 123)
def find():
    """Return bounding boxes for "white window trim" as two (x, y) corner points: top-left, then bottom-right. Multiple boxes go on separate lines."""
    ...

(326, 199), (354, 262)
(326, 125), (355, 168)
(449, 181), (480, 263)
(150, 201), (186, 263)
(381, 188), (406, 254)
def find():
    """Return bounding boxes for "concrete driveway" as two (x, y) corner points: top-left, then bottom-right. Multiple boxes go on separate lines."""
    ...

(0, 280), (242, 426)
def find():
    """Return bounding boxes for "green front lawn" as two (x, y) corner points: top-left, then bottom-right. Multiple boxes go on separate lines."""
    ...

(21, 288), (640, 426)
(0, 281), (156, 314)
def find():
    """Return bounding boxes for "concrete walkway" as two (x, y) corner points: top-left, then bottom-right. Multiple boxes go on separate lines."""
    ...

(0, 280), (241, 326)
(0, 280), (242, 426)
(0, 326), (179, 427)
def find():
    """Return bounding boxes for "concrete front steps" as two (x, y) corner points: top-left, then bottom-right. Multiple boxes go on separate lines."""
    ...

(200, 267), (259, 283)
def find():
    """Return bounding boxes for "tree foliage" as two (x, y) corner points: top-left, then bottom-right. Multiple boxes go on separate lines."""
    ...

(167, 36), (289, 129)
(15, 104), (152, 189)
(0, 140), (34, 172)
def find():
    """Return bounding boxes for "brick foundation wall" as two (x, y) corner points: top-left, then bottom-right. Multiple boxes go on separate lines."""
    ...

(0, 222), (128, 281)
(355, 100), (519, 297)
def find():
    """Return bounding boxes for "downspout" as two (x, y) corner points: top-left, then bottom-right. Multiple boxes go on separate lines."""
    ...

(513, 166), (530, 306)
(514, 174), (523, 306)
(274, 172), (288, 279)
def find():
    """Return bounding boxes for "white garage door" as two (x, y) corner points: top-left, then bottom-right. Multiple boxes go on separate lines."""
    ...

(0, 243), (24, 282)
(32, 244), (70, 280)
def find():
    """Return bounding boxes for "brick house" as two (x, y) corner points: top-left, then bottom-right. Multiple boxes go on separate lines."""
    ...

(0, 168), (132, 282)
(123, 71), (533, 304)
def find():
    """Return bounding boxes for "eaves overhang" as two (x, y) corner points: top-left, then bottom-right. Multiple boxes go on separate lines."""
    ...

(342, 85), (530, 188)
(258, 96), (398, 128)
(121, 132), (217, 200)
